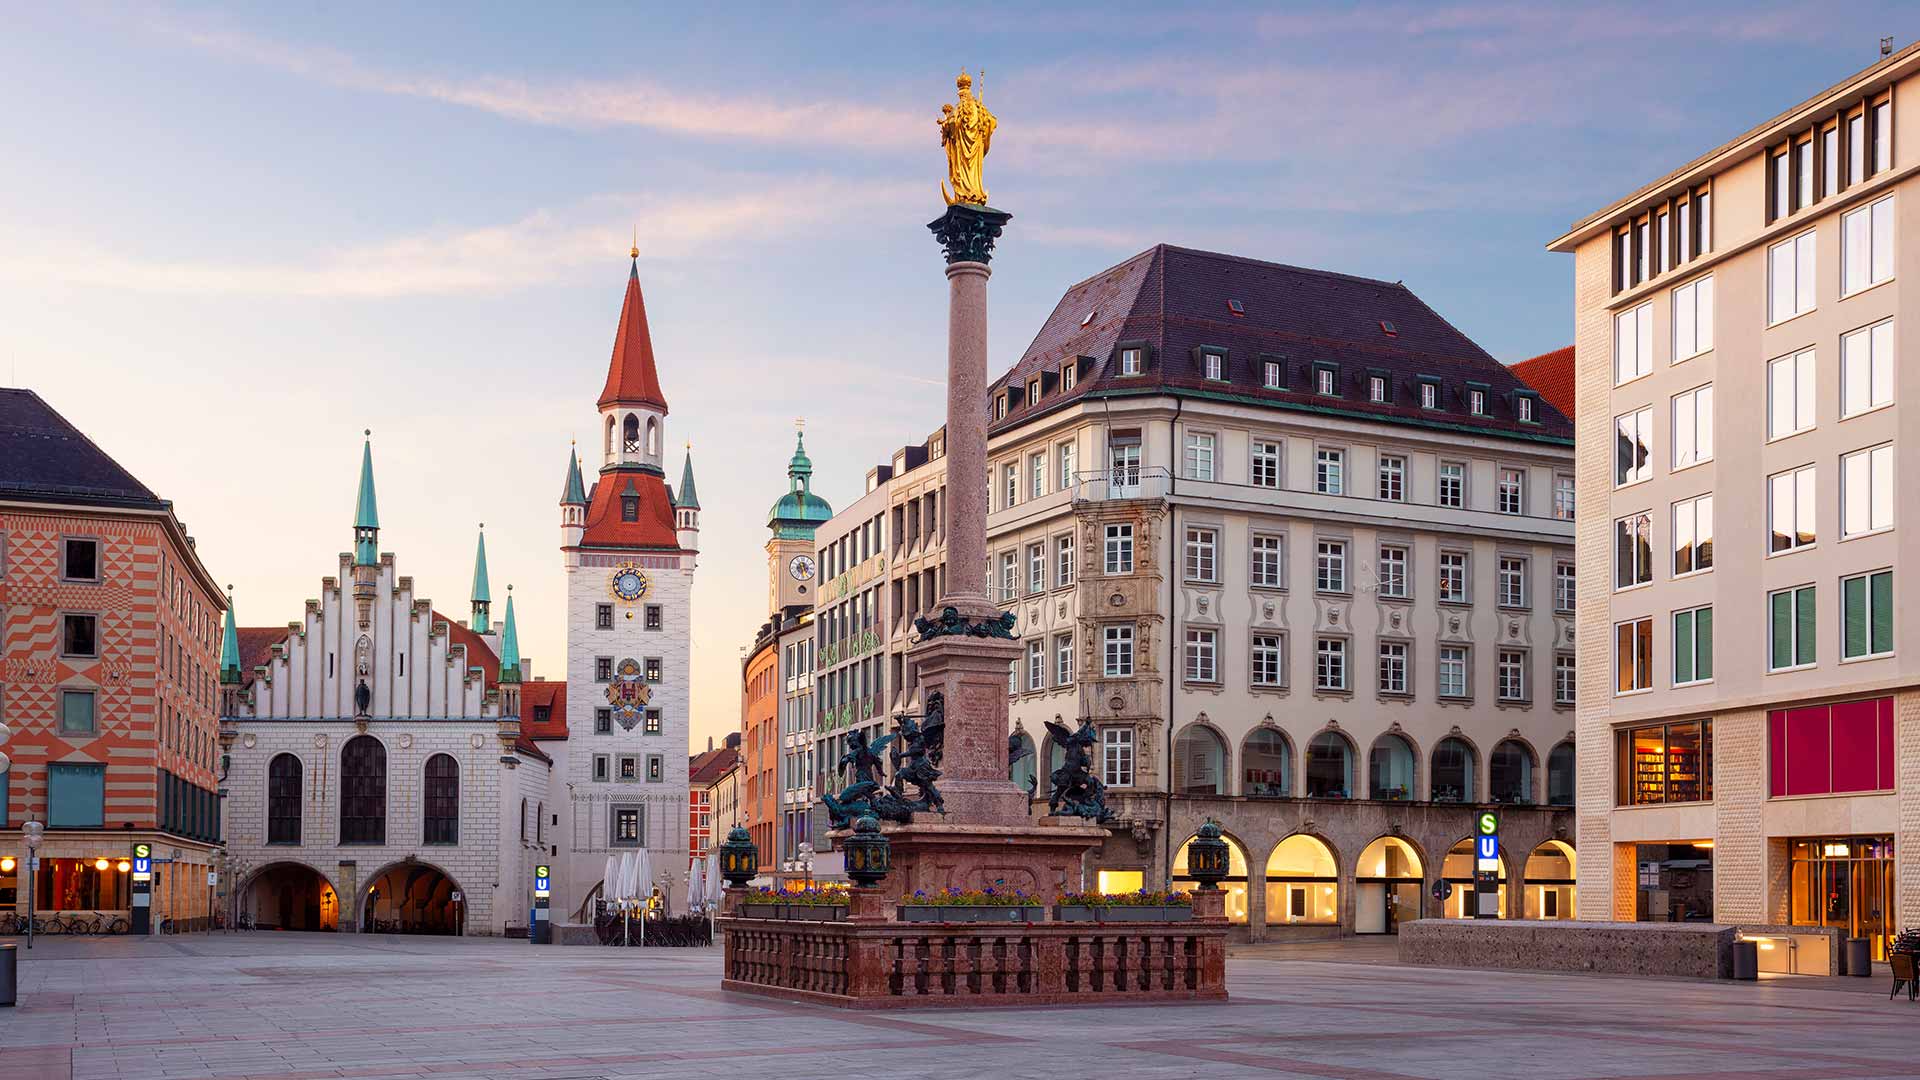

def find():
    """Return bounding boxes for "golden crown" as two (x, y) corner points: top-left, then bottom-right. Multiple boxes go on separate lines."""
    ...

(956, 70), (972, 90)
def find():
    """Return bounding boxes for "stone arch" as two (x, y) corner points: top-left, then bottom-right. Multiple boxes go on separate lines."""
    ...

(1440, 835), (1515, 918)
(1352, 833), (1428, 934)
(1172, 721), (1230, 795)
(1009, 729), (1038, 795)
(604, 414), (616, 462)
(1365, 730), (1418, 801)
(1488, 736), (1539, 805)
(1239, 725), (1292, 798)
(360, 857), (466, 935)
(239, 859), (340, 932)
(622, 412), (640, 456)
(645, 415), (660, 457)
(1265, 832), (1340, 928)
(1430, 733), (1480, 804)
(1303, 727), (1357, 798)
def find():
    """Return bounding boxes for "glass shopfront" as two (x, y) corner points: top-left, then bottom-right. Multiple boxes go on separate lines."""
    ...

(33, 857), (132, 911)
(1789, 836), (1895, 961)
(1173, 834), (1249, 924)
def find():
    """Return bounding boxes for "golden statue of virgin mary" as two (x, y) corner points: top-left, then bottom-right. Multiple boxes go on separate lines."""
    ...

(938, 70), (997, 206)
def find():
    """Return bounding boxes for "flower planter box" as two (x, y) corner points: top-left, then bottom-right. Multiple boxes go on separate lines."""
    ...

(786, 905), (848, 922)
(739, 903), (788, 920)
(1055, 905), (1193, 923)
(898, 905), (1041, 924)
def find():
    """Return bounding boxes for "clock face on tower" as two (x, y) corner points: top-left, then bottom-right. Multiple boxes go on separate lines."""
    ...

(788, 554), (817, 581)
(609, 563), (651, 603)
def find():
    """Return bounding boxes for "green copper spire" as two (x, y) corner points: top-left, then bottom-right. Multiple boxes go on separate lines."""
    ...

(219, 588), (242, 685)
(767, 425), (833, 540)
(673, 451), (701, 510)
(788, 427), (814, 484)
(498, 585), (522, 684)
(353, 430), (380, 565)
(470, 525), (492, 633)
(560, 442), (588, 505)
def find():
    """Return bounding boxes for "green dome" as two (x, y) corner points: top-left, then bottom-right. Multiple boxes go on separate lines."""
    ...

(768, 430), (833, 538)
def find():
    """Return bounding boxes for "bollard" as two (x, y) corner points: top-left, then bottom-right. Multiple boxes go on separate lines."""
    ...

(1731, 938), (1758, 981)
(0, 942), (16, 1007)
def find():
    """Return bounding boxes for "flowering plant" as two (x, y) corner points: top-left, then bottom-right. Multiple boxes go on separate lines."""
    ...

(745, 885), (850, 907)
(1055, 889), (1193, 908)
(901, 886), (1041, 907)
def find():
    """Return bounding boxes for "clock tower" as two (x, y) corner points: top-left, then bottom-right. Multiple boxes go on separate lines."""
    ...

(765, 425), (833, 613)
(552, 247), (697, 919)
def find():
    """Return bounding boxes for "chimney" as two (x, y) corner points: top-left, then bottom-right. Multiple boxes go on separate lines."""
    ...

(707, 736), (714, 752)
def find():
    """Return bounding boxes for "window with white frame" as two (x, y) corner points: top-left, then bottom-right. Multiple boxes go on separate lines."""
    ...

(1842, 570), (1893, 660)
(1497, 556), (1528, 608)
(1185, 628), (1218, 683)
(999, 551), (1019, 601)
(1517, 395), (1536, 423)
(1554, 561), (1576, 612)
(1103, 624), (1134, 676)
(1184, 527), (1218, 583)
(995, 394), (1008, 421)
(1263, 360), (1282, 389)
(1378, 454), (1405, 501)
(1439, 550), (1468, 603)
(1202, 351), (1224, 380)
(1027, 542), (1046, 594)
(1438, 645), (1469, 698)
(1315, 448), (1345, 495)
(1842, 444), (1894, 537)
(1497, 467), (1525, 515)
(1378, 640), (1408, 695)
(1251, 533), (1284, 589)
(1316, 367), (1337, 396)
(1615, 618), (1653, 692)
(1615, 302), (1653, 384)
(1672, 275), (1714, 360)
(1252, 633), (1285, 686)
(1841, 319), (1894, 418)
(1673, 494), (1713, 575)
(1377, 544), (1408, 599)
(1061, 362), (1077, 391)
(1251, 439), (1282, 488)
(1842, 194), (1895, 295)
(1615, 512), (1653, 588)
(1058, 442), (1077, 490)
(1184, 432), (1216, 481)
(1055, 632), (1074, 686)
(1110, 434), (1141, 491)
(1497, 649), (1527, 701)
(1027, 639), (1045, 691)
(1554, 653), (1576, 704)
(1102, 728), (1134, 788)
(1119, 347), (1142, 375)
(1056, 533), (1076, 586)
(1104, 524), (1133, 574)
(1769, 347), (1817, 439)
(1469, 388), (1487, 415)
(1768, 585), (1816, 671)
(1438, 460), (1465, 508)
(1769, 465), (1817, 553)
(1029, 452), (1046, 499)
(1673, 605), (1713, 685)
(1316, 539), (1347, 593)
(1672, 385), (1713, 469)
(1420, 381), (1439, 409)
(1315, 637), (1348, 691)
(1616, 407), (1653, 485)
(1369, 375), (1388, 402)
(1553, 474), (1576, 521)
(1002, 462), (1018, 508)
(1768, 231), (1817, 323)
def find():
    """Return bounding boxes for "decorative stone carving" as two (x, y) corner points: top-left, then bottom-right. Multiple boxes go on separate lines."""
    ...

(1108, 695), (1124, 712)
(469, 734), (485, 749)
(1109, 592), (1125, 608)
(1262, 600), (1275, 619)
(399, 733), (413, 750)
(1196, 596), (1210, 615)
(243, 734), (257, 749)
(312, 734), (327, 749)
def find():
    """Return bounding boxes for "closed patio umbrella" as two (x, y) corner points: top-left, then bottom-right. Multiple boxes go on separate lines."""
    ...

(687, 858), (705, 914)
(633, 848), (655, 945)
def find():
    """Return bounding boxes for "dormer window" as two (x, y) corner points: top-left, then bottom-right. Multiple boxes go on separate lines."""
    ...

(1368, 375), (1388, 403)
(621, 495), (640, 522)
(1418, 378), (1441, 410)
(1468, 387), (1487, 416)
(1312, 362), (1340, 397)
(1027, 378), (1041, 404)
(1202, 351), (1224, 380)
(1061, 361), (1077, 391)
(1120, 347), (1142, 376)
(1263, 360), (1282, 389)
(1517, 394), (1537, 423)
(995, 393), (1009, 421)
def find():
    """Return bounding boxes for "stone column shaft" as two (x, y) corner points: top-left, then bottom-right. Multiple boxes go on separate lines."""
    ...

(940, 259), (992, 614)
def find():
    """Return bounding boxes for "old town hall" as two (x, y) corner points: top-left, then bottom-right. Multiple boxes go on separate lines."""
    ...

(217, 252), (697, 935)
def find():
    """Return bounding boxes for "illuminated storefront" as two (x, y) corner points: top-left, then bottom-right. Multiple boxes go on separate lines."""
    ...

(1441, 838), (1507, 918)
(1523, 841), (1577, 920)
(36, 857), (132, 912)
(1172, 834), (1249, 924)
(1354, 836), (1421, 933)
(1789, 836), (1895, 960)
(1265, 835), (1338, 926)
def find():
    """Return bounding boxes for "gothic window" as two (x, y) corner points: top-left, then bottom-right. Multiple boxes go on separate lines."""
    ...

(646, 417), (659, 456)
(623, 413), (641, 455)
(604, 415), (616, 463)
(267, 753), (302, 845)
(339, 736), (386, 845)
(423, 753), (458, 845)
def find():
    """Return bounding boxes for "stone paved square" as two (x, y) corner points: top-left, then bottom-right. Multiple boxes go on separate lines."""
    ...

(4, 934), (1919, 1080)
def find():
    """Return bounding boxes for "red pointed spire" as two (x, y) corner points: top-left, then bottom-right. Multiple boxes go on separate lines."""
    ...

(598, 256), (669, 412)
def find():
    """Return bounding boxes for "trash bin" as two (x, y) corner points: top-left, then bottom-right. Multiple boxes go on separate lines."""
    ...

(1847, 937), (1872, 977)
(1, 942), (16, 1007)
(1732, 938), (1759, 980)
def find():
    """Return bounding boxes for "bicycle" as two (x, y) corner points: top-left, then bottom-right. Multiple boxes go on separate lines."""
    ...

(236, 911), (255, 931)
(0, 912), (18, 935)
(104, 914), (129, 934)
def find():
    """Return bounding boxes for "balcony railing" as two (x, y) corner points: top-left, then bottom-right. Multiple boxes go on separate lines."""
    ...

(1071, 466), (1172, 503)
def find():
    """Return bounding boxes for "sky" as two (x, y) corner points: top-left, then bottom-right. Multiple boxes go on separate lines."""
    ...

(1, 2), (1911, 750)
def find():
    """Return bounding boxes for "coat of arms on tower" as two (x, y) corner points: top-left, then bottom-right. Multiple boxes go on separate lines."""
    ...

(605, 657), (652, 730)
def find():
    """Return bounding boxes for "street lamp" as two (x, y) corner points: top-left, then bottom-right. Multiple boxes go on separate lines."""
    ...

(22, 821), (43, 950)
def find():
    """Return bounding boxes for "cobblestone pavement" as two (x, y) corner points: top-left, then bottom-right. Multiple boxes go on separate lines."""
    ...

(3, 932), (1919, 1080)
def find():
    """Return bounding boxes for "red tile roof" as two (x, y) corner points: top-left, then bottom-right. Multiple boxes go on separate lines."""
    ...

(513, 735), (552, 764)
(1509, 346), (1576, 421)
(520, 679), (569, 739)
(578, 470), (681, 549)
(598, 261), (669, 412)
(236, 627), (289, 685)
(689, 746), (740, 786)
(435, 611), (500, 686)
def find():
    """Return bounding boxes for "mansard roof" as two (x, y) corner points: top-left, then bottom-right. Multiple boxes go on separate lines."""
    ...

(578, 470), (681, 550)
(987, 244), (1572, 443)
(598, 258), (669, 412)
(0, 388), (165, 509)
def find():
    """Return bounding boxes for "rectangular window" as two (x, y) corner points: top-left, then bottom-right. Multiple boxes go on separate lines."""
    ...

(595, 604), (614, 630)
(1185, 628), (1218, 683)
(1615, 303), (1653, 384)
(1497, 467), (1524, 515)
(1103, 524), (1134, 574)
(1615, 618), (1653, 693)
(1102, 728), (1134, 788)
(1438, 461), (1465, 508)
(1497, 649), (1527, 702)
(1768, 231), (1817, 323)
(1553, 474), (1576, 521)
(1252, 633), (1285, 687)
(1616, 720), (1712, 805)
(1315, 637), (1347, 691)
(1183, 432), (1215, 481)
(1824, 124), (1841, 194)
(1315, 448), (1345, 495)
(1119, 347), (1142, 375)
(1554, 561), (1576, 612)
(1673, 605), (1714, 685)
(1769, 347), (1817, 438)
(999, 551), (1018, 602)
(1769, 465), (1817, 553)
(59, 689), (96, 734)
(1251, 534), (1284, 588)
(1061, 363), (1076, 391)
(1377, 544), (1408, 599)
(1055, 632), (1074, 686)
(1438, 645), (1469, 699)
(1842, 570), (1894, 660)
(1671, 385), (1713, 469)
(1497, 556), (1527, 609)
(1103, 625), (1134, 677)
(593, 755), (610, 782)
(1672, 494), (1713, 576)
(62, 537), (99, 581)
(1263, 360), (1282, 389)
(47, 762), (105, 827)
(1316, 367), (1337, 396)
(1842, 444), (1894, 537)
(1842, 195), (1895, 295)
(1378, 640), (1408, 695)
(1056, 533), (1075, 586)
(1028, 542), (1046, 594)
(1029, 452), (1046, 499)
(1851, 110), (1868, 184)
(619, 755), (638, 781)
(1202, 352), (1223, 380)
(1796, 138), (1814, 210)
(595, 708), (612, 735)
(1769, 585), (1818, 670)
(1438, 550), (1468, 603)
(1615, 407), (1653, 486)
(1369, 375), (1388, 403)
(1027, 639), (1046, 691)
(1658, 208), (1672, 271)
(644, 709), (662, 736)
(1184, 528), (1217, 583)
(611, 806), (643, 847)
(1315, 539), (1347, 593)
(1772, 148), (1790, 219)
(1251, 439), (1282, 488)
(644, 605), (662, 631)
(1420, 381), (1439, 409)
(62, 613), (97, 657)
(1469, 388), (1487, 415)
(1841, 319), (1894, 418)
(1002, 463), (1017, 508)
(1517, 395), (1535, 423)
(1554, 654), (1576, 705)
(645, 657), (663, 683)
(1377, 454), (1405, 502)
(1614, 512), (1652, 589)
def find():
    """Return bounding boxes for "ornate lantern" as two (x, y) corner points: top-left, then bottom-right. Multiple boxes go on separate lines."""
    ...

(718, 825), (758, 887)
(843, 816), (891, 887)
(1187, 819), (1229, 891)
